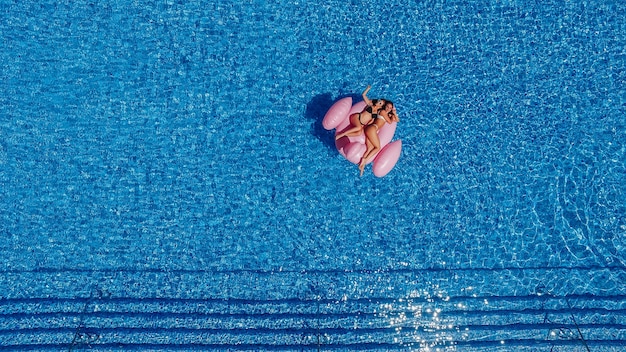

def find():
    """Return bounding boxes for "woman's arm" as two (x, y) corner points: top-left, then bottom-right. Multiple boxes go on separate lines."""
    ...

(361, 85), (373, 106)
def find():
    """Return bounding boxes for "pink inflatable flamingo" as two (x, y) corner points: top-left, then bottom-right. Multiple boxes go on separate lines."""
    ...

(323, 97), (402, 177)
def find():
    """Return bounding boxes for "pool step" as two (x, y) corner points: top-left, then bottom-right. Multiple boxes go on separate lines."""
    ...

(1, 268), (625, 350)
(1, 294), (625, 351)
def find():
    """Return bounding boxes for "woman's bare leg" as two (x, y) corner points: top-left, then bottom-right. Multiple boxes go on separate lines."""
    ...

(360, 126), (381, 170)
(336, 125), (362, 140)
(359, 138), (374, 176)
(336, 113), (366, 140)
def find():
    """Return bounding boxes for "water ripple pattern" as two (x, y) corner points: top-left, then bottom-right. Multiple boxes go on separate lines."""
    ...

(1, 0), (625, 350)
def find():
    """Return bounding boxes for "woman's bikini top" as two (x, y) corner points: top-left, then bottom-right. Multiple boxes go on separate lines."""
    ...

(365, 106), (379, 119)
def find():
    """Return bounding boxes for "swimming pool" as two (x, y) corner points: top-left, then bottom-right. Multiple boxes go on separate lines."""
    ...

(1, 0), (625, 350)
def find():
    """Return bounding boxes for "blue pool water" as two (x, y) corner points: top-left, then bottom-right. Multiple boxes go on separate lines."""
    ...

(1, 0), (625, 350)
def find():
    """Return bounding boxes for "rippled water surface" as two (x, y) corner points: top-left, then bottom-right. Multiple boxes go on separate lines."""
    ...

(1, 0), (625, 350)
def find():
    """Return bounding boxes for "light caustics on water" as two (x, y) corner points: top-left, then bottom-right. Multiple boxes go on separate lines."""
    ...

(376, 286), (474, 351)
